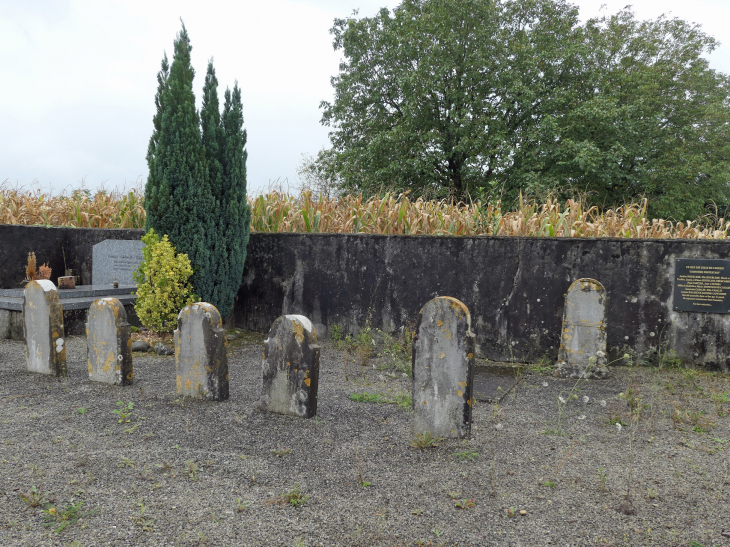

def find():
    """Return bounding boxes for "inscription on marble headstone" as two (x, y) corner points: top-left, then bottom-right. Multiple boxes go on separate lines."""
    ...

(92, 239), (144, 286)
(674, 258), (730, 314)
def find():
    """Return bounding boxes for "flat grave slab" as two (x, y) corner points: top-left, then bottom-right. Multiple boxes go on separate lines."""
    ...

(472, 363), (523, 403)
(0, 285), (136, 311)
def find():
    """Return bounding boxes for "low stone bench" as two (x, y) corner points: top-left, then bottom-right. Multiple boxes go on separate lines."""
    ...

(0, 285), (138, 340)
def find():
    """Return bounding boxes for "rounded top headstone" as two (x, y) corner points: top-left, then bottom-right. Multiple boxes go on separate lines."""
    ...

(567, 278), (606, 297)
(178, 302), (222, 329)
(28, 279), (57, 293)
(89, 297), (128, 325)
(421, 296), (474, 335)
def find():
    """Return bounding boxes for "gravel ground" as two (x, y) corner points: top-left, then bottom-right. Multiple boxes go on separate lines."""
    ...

(1, 333), (729, 547)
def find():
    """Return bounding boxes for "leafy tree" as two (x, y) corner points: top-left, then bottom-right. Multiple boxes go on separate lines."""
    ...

(320, 0), (730, 220)
(145, 23), (249, 318)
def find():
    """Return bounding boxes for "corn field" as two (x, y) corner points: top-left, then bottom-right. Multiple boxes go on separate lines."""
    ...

(2, 183), (730, 239)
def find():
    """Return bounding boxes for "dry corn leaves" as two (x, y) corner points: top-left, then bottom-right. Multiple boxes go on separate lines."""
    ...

(2, 184), (729, 239)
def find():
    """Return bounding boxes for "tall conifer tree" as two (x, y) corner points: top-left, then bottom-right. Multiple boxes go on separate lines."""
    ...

(213, 82), (250, 318)
(145, 23), (249, 319)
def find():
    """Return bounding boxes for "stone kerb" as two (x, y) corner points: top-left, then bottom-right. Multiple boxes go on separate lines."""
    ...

(556, 278), (608, 379)
(412, 296), (476, 439)
(86, 298), (133, 385)
(259, 315), (320, 418)
(23, 280), (66, 376)
(174, 303), (229, 401)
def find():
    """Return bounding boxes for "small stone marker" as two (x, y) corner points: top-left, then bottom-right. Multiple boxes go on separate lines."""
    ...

(259, 315), (320, 418)
(23, 280), (66, 376)
(57, 276), (75, 290)
(556, 278), (609, 379)
(412, 296), (476, 439)
(86, 298), (133, 385)
(174, 303), (228, 401)
(92, 239), (144, 286)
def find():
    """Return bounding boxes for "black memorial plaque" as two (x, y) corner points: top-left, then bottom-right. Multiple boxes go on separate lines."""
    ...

(674, 258), (730, 313)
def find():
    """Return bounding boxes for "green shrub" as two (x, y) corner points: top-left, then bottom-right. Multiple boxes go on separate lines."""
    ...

(133, 230), (197, 333)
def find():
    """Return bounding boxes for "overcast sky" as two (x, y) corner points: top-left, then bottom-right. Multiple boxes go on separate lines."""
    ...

(1, 0), (728, 197)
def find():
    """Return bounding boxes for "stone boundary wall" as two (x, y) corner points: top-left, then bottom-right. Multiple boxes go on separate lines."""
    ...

(3, 225), (730, 370)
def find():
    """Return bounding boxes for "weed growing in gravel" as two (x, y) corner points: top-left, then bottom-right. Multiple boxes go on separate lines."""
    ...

(119, 456), (135, 468)
(454, 450), (479, 461)
(597, 467), (609, 492)
(236, 498), (252, 512)
(528, 356), (553, 375)
(453, 498), (475, 509)
(543, 480), (556, 488)
(379, 326), (415, 377)
(113, 401), (134, 423)
(543, 362), (596, 435)
(270, 448), (292, 457)
(355, 450), (371, 487)
(672, 407), (716, 433)
(131, 502), (155, 532)
(76, 407), (87, 415)
(19, 485), (50, 508)
(410, 431), (439, 449)
(184, 460), (199, 481)
(349, 389), (412, 410)
(272, 484), (308, 508)
(710, 389), (730, 416)
(42, 500), (95, 534)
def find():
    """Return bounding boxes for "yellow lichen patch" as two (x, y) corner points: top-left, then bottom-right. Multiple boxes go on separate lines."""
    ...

(467, 353), (473, 360)
(467, 399), (472, 406)
(459, 382), (466, 387)
(292, 319), (305, 344)
(423, 401), (428, 405)
(439, 352), (445, 359)
(457, 390), (463, 397)
(304, 378), (311, 387)
(127, 372), (134, 380)
(185, 379), (193, 390)
(103, 353), (115, 374)
(176, 376), (182, 393)
(437, 320), (443, 327)
(87, 361), (93, 375)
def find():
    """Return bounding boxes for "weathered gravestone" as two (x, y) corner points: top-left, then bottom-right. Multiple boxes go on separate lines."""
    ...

(412, 297), (476, 439)
(259, 315), (320, 418)
(92, 239), (144, 286)
(86, 298), (133, 385)
(23, 280), (66, 376)
(174, 303), (228, 401)
(556, 278), (609, 379)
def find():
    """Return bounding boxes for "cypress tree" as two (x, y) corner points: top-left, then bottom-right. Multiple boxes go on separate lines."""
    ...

(213, 82), (250, 318)
(145, 23), (249, 320)
(145, 22), (214, 304)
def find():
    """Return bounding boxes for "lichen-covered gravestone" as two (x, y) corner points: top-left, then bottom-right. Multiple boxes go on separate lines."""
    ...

(23, 280), (66, 376)
(556, 278), (609, 379)
(412, 296), (476, 438)
(174, 303), (228, 401)
(86, 298), (133, 385)
(259, 315), (320, 418)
